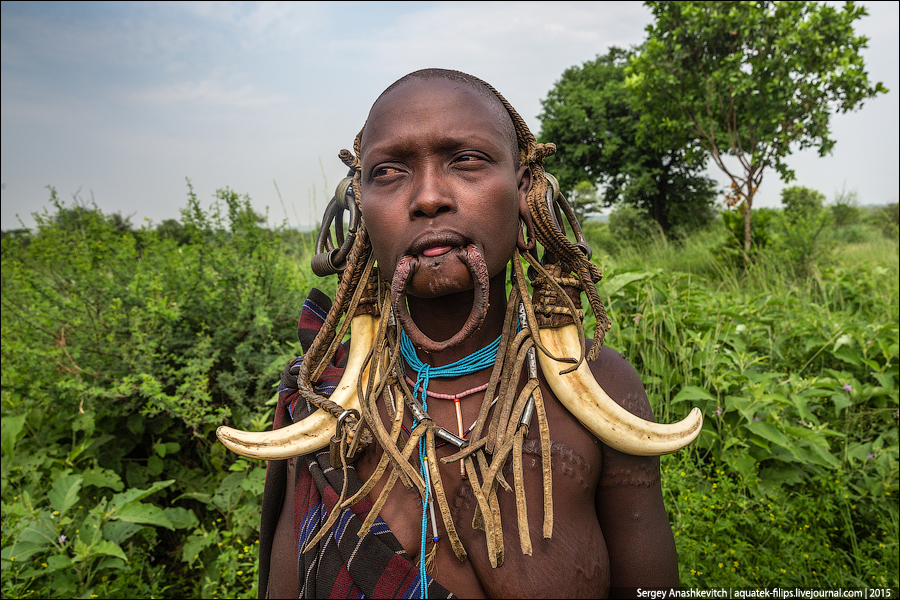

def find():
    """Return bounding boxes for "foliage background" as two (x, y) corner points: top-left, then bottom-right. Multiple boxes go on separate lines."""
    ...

(2, 182), (897, 597)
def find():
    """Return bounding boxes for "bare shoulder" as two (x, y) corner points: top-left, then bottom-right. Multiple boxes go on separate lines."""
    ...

(587, 343), (655, 423)
(585, 342), (679, 588)
(584, 342), (661, 486)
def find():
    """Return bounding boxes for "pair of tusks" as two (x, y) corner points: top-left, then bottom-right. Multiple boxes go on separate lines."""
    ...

(216, 314), (703, 460)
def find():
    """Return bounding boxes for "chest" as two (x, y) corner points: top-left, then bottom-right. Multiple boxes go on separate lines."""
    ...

(353, 380), (610, 598)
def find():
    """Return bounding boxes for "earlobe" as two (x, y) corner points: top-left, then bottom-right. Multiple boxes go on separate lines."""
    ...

(517, 217), (535, 251)
(517, 166), (536, 251)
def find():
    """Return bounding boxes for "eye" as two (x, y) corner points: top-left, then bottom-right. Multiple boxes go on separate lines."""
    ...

(373, 165), (403, 179)
(453, 153), (487, 166)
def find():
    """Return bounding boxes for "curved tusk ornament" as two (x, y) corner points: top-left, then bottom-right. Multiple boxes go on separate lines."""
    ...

(537, 323), (703, 456)
(215, 314), (378, 460)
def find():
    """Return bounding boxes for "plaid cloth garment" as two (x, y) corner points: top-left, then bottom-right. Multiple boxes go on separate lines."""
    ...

(257, 289), (454, 599)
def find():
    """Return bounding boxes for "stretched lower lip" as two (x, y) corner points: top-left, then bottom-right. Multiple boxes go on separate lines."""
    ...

(421, 245), (453, 257)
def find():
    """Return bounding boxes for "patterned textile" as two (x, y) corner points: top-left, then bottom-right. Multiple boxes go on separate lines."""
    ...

(257, 288), (454, 599)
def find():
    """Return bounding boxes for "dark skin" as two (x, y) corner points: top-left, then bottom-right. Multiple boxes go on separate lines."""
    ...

(270, 78), (678, 598)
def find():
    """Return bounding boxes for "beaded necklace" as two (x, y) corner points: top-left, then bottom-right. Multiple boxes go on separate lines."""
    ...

(404, 375), (487, 454)
(399, 329), (502, 598)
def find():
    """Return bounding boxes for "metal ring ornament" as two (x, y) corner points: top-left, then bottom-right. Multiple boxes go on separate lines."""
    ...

(544, 173), (593, 261)
(312, 176), (361, 276)
(334, 176), (353, 211)
(335, 408), (360, 438)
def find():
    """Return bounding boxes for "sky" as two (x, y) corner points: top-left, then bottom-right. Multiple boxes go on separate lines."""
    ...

(2, 1), (898, 232)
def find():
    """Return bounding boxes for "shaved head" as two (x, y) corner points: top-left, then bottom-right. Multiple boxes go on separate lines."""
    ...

(361, 68), (520, 165)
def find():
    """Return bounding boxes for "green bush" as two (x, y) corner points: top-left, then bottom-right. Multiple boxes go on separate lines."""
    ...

(1, 185), (311, 598)
(608, 205), (663, 245)
(830, 188), (862, 228)
(770, 186), (830, 277)
(715, 205), (777, 268)
(871, 203), (899, 239)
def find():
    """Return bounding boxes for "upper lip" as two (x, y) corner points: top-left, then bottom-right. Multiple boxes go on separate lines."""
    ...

(407, 229), (468, 256)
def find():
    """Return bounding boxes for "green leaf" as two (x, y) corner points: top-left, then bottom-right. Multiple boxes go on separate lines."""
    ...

(111, 502), (174, 530)
(162, 506), (199, 530)
(18, 554), (74, 578)
(1, 412), (27, 457)
(146, 455), (165, 477)
(603, 271), (654, 297)
(182, 530), (217, 565)
(833, 345), (862, 366)
(81, 467), (124, 492)
(102, 520), (146, 544)
(108, 479), (175, 511)
(831, 393), (852, 417)
(745, 420), (792, 449)
(793, 443), (840, 469)
(759, 463), (805, 485)
(783, 425), (829, 449)
(91, 539), (128, 562)
(724, 449), (757, 481)
(16, 514), (59, 547)
(48, 475), (84, 519)
(94, 556), (127, 571)
(1, 541), (48, 563)
(152, 440), (181, 458)
(175, 491), (213, 505)
(153, 440), (168, 457)
(672, 386), (716, 404)
(212, 472), (245, 513)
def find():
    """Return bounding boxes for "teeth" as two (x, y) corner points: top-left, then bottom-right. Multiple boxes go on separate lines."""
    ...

(537, 324), (703, 456)
(216, 314), (377, 460)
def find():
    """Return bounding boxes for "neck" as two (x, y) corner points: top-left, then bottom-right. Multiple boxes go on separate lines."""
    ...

(405, 270), (509, 367)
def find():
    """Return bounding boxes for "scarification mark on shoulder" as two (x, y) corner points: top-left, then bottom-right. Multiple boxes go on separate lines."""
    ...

(449, 437), (596, 513)
(598, 459), (660, 488)
(498, 438), (592, 491)
(616, 391), (654, 422)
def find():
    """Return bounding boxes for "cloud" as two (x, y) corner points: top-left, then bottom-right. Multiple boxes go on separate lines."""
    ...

(324, 2), (654, 123)
(184, 1), (326, 50)
(133, 75), (288, 109)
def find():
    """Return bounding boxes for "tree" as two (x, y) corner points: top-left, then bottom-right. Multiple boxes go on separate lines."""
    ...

(568, 180), (602, 221)
(538, 46), (718, 237)
(627, 1), (887, 259)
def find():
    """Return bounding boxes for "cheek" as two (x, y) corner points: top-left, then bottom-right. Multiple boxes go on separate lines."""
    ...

(360, 203), (397, 273)
(481, 206), (521, 275)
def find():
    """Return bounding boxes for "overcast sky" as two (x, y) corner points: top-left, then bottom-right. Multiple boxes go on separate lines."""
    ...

(2, 1), (897, 231)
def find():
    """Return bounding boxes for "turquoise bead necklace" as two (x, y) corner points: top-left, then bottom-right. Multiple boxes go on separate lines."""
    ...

(399, 329), (503, 598)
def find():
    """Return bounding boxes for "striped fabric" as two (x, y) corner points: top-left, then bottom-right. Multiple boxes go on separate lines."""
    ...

(257, 288), (454, 599)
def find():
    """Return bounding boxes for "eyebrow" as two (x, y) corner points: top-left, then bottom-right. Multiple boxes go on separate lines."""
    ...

(362, 130), (510, 165)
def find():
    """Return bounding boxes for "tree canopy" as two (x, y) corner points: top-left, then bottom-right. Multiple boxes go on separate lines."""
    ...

(627, 0), (887, 257)
(538, 47), (717, 238)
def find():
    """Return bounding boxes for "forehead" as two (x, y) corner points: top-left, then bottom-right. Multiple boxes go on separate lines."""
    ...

(359, 78), (516, 161)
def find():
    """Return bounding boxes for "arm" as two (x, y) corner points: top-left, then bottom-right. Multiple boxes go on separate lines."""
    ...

(590, 345), (679, 589)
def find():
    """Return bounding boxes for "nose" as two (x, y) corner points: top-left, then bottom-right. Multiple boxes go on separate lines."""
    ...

(409, 165), (455, 219)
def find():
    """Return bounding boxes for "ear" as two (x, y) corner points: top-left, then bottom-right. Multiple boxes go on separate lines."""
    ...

(516, 166), (536, 251)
